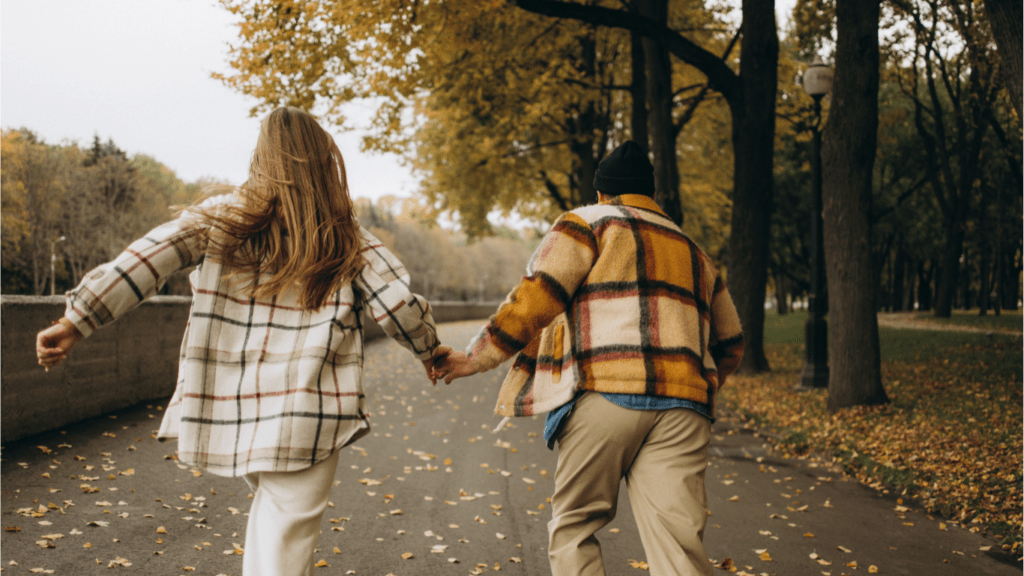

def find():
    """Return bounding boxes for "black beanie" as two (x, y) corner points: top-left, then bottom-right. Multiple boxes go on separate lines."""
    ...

(593, 140), (654, 197)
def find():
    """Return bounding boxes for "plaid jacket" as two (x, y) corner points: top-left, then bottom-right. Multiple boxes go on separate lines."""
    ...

(467, 194), (743, 417)
(65, 194), (440, 476)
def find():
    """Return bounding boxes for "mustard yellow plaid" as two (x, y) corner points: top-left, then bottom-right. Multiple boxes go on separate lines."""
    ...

(468, 194), (743, 417)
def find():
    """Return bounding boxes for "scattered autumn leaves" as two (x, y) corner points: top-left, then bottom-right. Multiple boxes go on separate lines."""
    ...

(719, 333), (1023, 557)
(3, 326), (562, 574)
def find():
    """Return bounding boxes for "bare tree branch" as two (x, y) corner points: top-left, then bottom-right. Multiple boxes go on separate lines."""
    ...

(514, 0), (741, 103)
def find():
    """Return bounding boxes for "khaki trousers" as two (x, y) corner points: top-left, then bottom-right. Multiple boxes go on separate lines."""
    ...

(242, 450), (340, 576)
(548, 392), (713, 576)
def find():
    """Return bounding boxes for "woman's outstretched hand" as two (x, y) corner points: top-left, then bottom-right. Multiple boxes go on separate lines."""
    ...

(36, 319), (83, 371)
(422, 345), (453, 386)
(432, 351), (478, 385)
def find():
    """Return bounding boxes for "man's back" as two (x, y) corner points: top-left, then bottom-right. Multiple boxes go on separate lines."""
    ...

(559, 194), (743, 402)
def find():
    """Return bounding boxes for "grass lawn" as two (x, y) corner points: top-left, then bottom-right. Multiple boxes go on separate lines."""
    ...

(720, 310), (1023, 556)
(884, 309), (1023, 333)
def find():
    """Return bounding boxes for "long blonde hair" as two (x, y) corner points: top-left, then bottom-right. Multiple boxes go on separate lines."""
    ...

(194, 107), (363, 310)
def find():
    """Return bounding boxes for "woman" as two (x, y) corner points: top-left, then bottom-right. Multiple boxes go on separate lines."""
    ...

(35, 107), (450, 575)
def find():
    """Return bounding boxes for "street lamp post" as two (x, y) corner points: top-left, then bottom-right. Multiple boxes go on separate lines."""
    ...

(50, 235), (66, 296)
(798, 56), (833, 390)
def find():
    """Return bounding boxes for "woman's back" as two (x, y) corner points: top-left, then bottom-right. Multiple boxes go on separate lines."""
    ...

(59, 108), (443, 477)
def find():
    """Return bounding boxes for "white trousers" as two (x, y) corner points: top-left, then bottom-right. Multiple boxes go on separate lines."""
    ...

(242, 450), (340, 576)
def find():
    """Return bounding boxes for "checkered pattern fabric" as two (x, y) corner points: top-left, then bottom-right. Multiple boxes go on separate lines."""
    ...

(468, 194), (743, 417)
(65, 194), (440, 476)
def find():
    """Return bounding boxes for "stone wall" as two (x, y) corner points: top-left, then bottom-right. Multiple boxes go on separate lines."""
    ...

(1, 296), (497, 442)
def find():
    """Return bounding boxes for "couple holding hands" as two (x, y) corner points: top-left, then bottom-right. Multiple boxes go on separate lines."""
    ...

(37, 107), (743, 576)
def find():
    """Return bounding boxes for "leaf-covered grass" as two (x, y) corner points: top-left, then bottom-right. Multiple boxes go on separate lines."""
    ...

(885, 309), (1023, 333)
(720, 311), (1023, 555)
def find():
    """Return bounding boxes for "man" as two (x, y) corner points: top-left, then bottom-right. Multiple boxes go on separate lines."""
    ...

(437, 140), (744, 575)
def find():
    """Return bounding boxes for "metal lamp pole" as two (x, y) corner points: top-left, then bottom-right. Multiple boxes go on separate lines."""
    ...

(50, 235), (66, 296)
(798, 56), (832, 390)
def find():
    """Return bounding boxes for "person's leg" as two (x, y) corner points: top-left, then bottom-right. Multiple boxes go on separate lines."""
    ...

(242, 450), (340, 576)
(548, 393), (654, 576)
(624, 409), (713, 576)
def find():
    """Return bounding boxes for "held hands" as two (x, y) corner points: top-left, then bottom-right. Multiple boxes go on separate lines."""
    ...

(432, 351), (478, 385)
(422, 345), (453, 386)
(36, 319), (84, 371)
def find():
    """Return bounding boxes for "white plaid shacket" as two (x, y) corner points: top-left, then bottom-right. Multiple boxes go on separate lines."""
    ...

(64, 195), (440, 476)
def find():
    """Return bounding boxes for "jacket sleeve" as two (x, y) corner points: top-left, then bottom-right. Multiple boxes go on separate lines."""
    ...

(63, 198), (219, 338)
(707, 275), (744, 385)
(353, 226), (440, 361)
(467, 212), (597, 373)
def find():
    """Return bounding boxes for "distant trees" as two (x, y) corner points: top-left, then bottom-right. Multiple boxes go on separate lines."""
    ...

(0, 127), (537, 302)
(780, 0), (1022, 319)
(0, 130), (201, 295)
(354, 197), (537, 302)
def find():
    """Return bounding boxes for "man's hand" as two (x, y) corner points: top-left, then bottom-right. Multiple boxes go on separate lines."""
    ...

(433, 351), (479, 385)
(36, 319), (83, 371)
(422, 345), (453, 386)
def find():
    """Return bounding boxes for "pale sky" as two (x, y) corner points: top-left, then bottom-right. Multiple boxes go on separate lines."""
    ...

(0, 0), (417, 202)
(2, 1), (796, 204)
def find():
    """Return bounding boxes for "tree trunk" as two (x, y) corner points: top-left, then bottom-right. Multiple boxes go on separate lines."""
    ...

(918, 260), (933, 311)
(892, 244), (906, 312)
(567, 33), (603, 208)
(727, 0), (778, 374)
(31, 237), (44, 296)
(902, 255), (916, 311)
(873, 246), (889, 311)
(514, 0), (776, 373)
(821, 0), (888, 412)
(637, 0), (682, 226)
(1003, 239), (1022, 310)
(933, 201), (967, 317)
(960, 251), (971, 311)
(775, 273), (789, 315)
(630, 27), (649, 152)
(978, 182), (992, 314)
(570, 133), (600, 207)
(979, 252), (990, 315)
(985, 0), (1023, 118)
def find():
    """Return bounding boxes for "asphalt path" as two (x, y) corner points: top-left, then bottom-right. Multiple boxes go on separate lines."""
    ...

(2, 321), (1018, 575)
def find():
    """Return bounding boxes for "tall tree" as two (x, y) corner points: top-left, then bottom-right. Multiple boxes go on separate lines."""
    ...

(0, 130), (70, 294)
(888, 0), (1002, 318)
(820, 0), (888, 411)
(217, 0), (631, 235)
(515, 0), (779, 373)
(984, 0), (1022, 118)
(635, 0), (682, 224)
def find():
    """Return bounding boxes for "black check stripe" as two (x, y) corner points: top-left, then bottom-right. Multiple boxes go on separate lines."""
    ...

(470, 194), (745, 418)
(64, 195), (440, 476)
